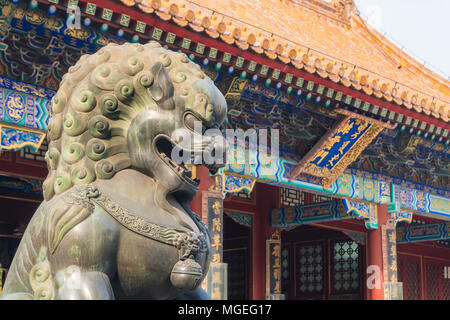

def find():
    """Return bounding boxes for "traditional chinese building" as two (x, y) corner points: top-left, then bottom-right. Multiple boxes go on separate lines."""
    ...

(0, 0), (449, 300)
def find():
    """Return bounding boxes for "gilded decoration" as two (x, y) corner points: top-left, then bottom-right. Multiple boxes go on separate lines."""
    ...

(397, 222), (449, 243)
(224, 77), (248, 106)
(5, 91), (25, 123)
(342, 198), (378, 229)
(0, 78), (52, 131)
(290, 110), (394, 189)
(429, 195), (450, 216)
(221, 172), (256, 199)
(0, 124), (45, 151)
(270, 200), (351, 228)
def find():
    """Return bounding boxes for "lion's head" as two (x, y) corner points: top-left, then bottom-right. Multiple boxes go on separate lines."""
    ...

(43, 42), (227, 202)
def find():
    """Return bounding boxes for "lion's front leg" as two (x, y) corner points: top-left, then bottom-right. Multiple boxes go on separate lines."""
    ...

(55, 266), (115, 300)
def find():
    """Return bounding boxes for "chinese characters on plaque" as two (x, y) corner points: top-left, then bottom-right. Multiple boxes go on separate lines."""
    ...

(203, 192), (224, 263)
(266, 234), (283, 300)
(382, 224), (403, 300)
(201, 191), (227, 299)
(204, 262), (227, 300)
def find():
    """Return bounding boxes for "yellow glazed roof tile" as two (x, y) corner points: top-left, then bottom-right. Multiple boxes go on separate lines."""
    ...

(119, 0), (450, 122)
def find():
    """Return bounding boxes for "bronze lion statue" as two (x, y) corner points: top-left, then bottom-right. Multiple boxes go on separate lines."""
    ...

(0, 42), (227, 299)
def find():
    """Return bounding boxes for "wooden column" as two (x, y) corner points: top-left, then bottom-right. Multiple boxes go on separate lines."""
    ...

(190, 166), (215, 219)
(367, 203), (390, 300)
(251, 183), (278, 300)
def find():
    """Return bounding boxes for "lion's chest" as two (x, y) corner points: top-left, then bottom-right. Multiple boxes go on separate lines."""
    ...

(116, 227), (208, 299)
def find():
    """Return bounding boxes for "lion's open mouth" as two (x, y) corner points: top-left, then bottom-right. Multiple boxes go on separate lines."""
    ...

(154, 134), (201, 187)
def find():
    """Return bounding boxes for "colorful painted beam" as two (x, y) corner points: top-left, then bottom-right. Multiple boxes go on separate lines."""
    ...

(342, 199), (378, 229)
(397, 222), (450, 243)
(0, 76), (50, 151)
(0, 71), (447, 218)
(0, 123), (46, 151)
(290, 109), (395, 189)
(0, 76), (52, 131)
(387, 202), (413, 224)
(220, 172), (256, 199)
(391, 185), (450, 219)
(224, 142), (450, 219)
(270, 199), (357, 228)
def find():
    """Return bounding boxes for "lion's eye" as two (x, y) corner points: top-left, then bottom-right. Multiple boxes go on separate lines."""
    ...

(197, 94), (209, 106)
(183, 112), (205, 134)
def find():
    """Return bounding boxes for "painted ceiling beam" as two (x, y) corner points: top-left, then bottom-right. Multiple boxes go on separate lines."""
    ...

(270, 199), (356, 228)
(397, 222), (450, 243)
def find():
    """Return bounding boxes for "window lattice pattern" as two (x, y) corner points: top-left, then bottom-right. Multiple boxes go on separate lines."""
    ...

(281, 188), (305, 207)
(296, 243), (324, 295)
(332, 240), (360, 294)
(19, 141), (47, 162)
(230, 189), (252, 200)
(405, 260), (421, 300)
(426, 263), (440, 300)
(312, 194), (333, 203)
(443, 278), (450, 300)
(281, 246), (290, 297)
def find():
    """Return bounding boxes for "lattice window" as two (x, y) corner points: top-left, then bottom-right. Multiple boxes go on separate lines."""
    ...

(443, 277), (450, 300)
(404, 260), (421, 300)
(19, 140), (47, 163)
(426, 263), (440, 300)
(281, 187), (305, 207)
(230, 189), (252, 200)
(331, 240), (360, 294)
(312, 194), (333, 203)
(223, 249), (248, 300)
(295, 243), (324, 296)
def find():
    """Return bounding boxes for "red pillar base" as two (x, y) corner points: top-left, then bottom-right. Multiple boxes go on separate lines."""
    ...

(367, 203), (390, 300)
(251, 183), (278, 300)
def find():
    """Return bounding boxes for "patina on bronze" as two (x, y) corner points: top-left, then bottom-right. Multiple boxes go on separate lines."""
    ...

(0, 42), (227, 300)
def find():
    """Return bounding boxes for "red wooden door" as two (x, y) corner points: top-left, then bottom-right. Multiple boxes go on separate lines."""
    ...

(398, 254), (422, 300)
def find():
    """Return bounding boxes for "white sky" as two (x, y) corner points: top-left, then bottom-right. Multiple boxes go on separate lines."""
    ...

(353, 0), (450, 80)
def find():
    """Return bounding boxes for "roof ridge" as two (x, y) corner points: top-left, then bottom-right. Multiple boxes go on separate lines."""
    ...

(116, 0), (450, 122)
(352, 13), (450, 98)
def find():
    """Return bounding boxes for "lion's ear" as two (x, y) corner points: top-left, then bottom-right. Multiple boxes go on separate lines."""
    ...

(149, 62), (175, 110)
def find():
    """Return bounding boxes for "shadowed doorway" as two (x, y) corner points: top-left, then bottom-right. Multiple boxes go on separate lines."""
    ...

(223, 211), (252, 300)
